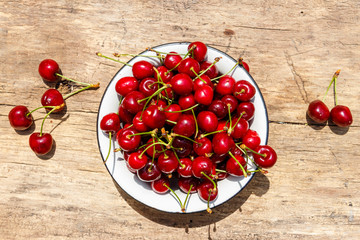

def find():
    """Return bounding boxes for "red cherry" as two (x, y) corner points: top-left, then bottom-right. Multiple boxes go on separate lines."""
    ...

(200, 61), (218, 79)
(142, 104), (166, 129)
(233, 80), (256, 101)
(192, 156), (213, 179)
(145, 138), (162, 158)
(156, 66), (173, 83)
(151, 176), (170, 194)
(253, 145), (277, 168)
(127, 152), (148, 170)
(160, 87), (175, 100)
(226, 155), (247, 177)
(8, 105), (33, 130)
(177, 158), (193, 178)
(132, 111), (150, 132)
(208, 100), (227, 119)
(41, 89), (65, 113)
(230, 117), (249, 139)
(122, 91), (145, 114)
(178, 177), (199, 194)
(307, 100), (330, 123)
(188, 41), (207, 62)
(215, 162), (229, 180)
(132, 60), (154, 80)
(216, 120), (229, 131)
(137, 162), (161, 182)
(29, 132), (53, 155)
(212, 132), (235, 155)
(157, 151), (179, 174)
(116, 128), (141, 152)
(115, 76), (139, 97)
(170, 73), (194, 96)
(173, 114), (196, 137)
(38, 59), (60, 82)
(118, 104), (134, 124)
(194, 85), (214, 106)
(330, 105), (353, 127)
(197, 181), (218, 202)
(164, 51), (182, 70)
(239, 58), (250, 72)
(221, 95), (238, 113)
(177, 58), (200, 78)
(236, 102), (255, 121)
(193, 137), (212, 156)
(215, 75), (235, 96)
(139, 77), (158, 97)
(164, 104), (182, 124)
(242, 129), (261, 150)
(194, 75), (213, 91)
(197, 111), (218, 133)
(178, 94), (196, 112)
(100, 113), (121, 134)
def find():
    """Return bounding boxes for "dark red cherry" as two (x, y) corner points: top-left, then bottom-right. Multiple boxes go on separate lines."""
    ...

(100, 113), (121, 134)
(200, 61), (218, 79)
(230, 117), (249, 139)
(29, 132), (53, 155)
(215, 162), (229, 180)
(122, 91), (145, 114)
(132, 60), (154, 80)
(156, 66), (173, 83)
(197, 180), (218, 202)
(178, 177), (199, 194)
(173, 114), (196, 137)
(177, 158), (193, 178)
(170, 73), (194, 96)
(192, 156), (213, 179)
(253, 145), (277, 168)
(194, 75), (213, 91)
(177, 58), (200, 78)
(172, 136), (193, 158)
(116, 128), (141, 152)
(197, 111), (218, 133)
(233, 80), (256, 101)
(41, 89), (65, 113)
(178, 94), (196, 112)
(151, 176), (170, 194)
(115, 76), (139, 97)
(8, 105), (33, 130)
(207, 100), (226, 119)
(194, 85), (214, 106)
(236, 102), (255, 121)
(164, 51), (182, 70)
(142, 104), (166, 129)
(330, 105), (353, 127)
(242, 129), (261, 150)
(139, 77), (158, 97)
(212, 132), (235, 155)
(38, 59), (60, 82)
(127, 152), (148, 170)
(164, 104), (181, 124)
(193, 137), (212, 156)
(188, 41), (207, 62)
(132, 111), (150, 132)
(118, 104), (134, 124)
(307, 100), (330, 123)
(221, 94), (238, 113)
(211, 153), (227, 164)
(226, 154), (247, 177)
(215, 75), (235, 96)
(137, 162), (161, 182)
(157, 151), (179, 174)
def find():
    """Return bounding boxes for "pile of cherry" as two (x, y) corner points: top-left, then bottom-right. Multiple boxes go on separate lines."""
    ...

(8, 59), (99, 155)
(99, 41), (277, 213)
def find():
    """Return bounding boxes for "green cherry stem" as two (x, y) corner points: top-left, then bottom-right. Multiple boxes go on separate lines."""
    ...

(200, 129), (225, 139)
(191, 109), (199, 138)
(96, 52), (132, 67)
(55, 73), (92, 86)
(26, 105), (59, 117)
(171, 133), (198, 144)
(104, 131), (112, 163)
(228, 151), (247, 177)
(182, 184), (193, 213)
(139, 141), (168, 159)
(166, 45), (196, 74)
(39, 105), (63, 137)
(201, 172), (217, 190)
(333, 70), (340, 106)
(322, 69), (340, 103)
(227, 112), (245, 134)
(191, 68), (207, 84)
(227, 104), (232, 130)
(113, 52), (162, 59)
(240, 144), (266, 158)
(195, 57), (221, 80)
(164, 104), (199, 113)
(211, 59), (239, 82)
(163, 184), (184, 212)
(63, 82), (100, 100)
(172, 149), (185, 168)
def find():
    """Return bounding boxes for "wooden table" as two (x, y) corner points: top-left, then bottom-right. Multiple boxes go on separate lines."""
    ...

(1, 1), (359, 239)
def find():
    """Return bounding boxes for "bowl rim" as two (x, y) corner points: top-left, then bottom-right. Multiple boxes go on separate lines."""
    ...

(96, 41), (269, 213)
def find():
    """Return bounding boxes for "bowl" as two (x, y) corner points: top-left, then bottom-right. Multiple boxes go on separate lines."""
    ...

(96, 42), (269, 213)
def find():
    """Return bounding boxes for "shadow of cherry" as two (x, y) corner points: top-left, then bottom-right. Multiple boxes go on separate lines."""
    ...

(328, 119), (350, 135)
(113, 172), (270, 228)
(305, 113), (327, 130)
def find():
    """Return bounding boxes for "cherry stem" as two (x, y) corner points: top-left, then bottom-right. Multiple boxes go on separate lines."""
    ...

(333, 70), (340, 106)
(113, 52), (162, 59)
(163, 184), (184, 212)
(166, 45), (196, 73)
(227, 112), (245, 134)
(26, 105), (59, 117)
(191, 68), (207, 84)
(139, 141), (168, 159)
(201, 172), (217, 191)
(104, 131), (112, 163)
(138, 85), (169, 103)
(195, 57), (221, 81)
(166, 119), (177, 125)
(96, 52), (132, 67)
(63, 82), (100, 100)
(215, 168), (227, 173)
(228, 152), (247, 177)
(172, 150), (185, 168)
(211, 59), (239, 81)
(207, 189), (213, 214)
(227, 104), (232, 130)
(322, 69), (340, 103)
(182, 184), (193, 213)
(55, 73), (91, 86)
(148, 48), (185, 56)
(171, 133), (198, 144)
(191, 109), (199, 138)
(127, 130), (156, 138)
(164, 104), (199, 113)
(39, 105), (63, 136)
(240, 144), (266, 158)
(200, 129), (225, 139)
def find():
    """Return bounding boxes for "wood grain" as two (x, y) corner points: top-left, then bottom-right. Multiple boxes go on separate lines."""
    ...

(1, 0), (359, 239)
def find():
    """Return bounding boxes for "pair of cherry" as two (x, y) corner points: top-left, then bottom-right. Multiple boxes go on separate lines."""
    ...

(307, 70), (352, 127)
(8, 59), (99, 155)
(99, 41), (277, 213)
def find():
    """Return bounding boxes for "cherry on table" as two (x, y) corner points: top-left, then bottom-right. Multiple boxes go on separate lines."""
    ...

(29, 132), (53, 155)
(239, 57), (250, 72)
(38, 59), (61, 82)
(330, 105), (353, 127)
(41, 89), (65, 113)
(8, 105), (33, 130)
(307, 100), (330, 123)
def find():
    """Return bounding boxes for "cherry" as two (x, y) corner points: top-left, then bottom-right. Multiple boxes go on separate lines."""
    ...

(41, 89), (65, 113)
(145, 138), (162, 158)
(100, 113), (121, 134)
(160, 87), (175, 100)
(211, 153), (227, 164)
(236, 102), (255, 121)
(133, 111), (150, 132)
(156, 66), (173, 83)
(164, 51), (182, 70)
(330, 105), (353, 127)
(200, 61), (218, 79)
(157, 151), (179, 175)
(177, 158), (193, 178)
(233, 80), (256, 101)
(307, 100), (330, 123)
(132, 60), (154, 80)
(29, 132), (53, 155)
(229, 117), (249, 139)
(116, 128), (141, 151)
(226, 154), (247, 177)
(8, 105), (33, 130)
(221, 95), (238, 113)
(242, 129), (261, 150)
(215, 75), (235, 96)
(151, 176), (170, 194)
(38, 59), (60, 82)
(137, 161), (161, 182)
(239, 58), (250, 72)
(194, 85), (214, 106)
(164, 104), (182, 124)
(142, 105), (166, 129)
(197, 180), (218, 213)
(194, 75), (213, 91)
(253, 145), (277, 168)
(178, 177), (199, 194)
(193, 137), (212, 156)
(177, 58), (200, 78)
(192, 156), (213, 179)
(212, 132), (235, 155)
(173, 114), (196, 137)
(127, 152), (148, 170)
(139, 77), (158, 97)
(115, 76), (139, 97)
(118, 104), (134, 124)
(197, 111), (218, 133)
(122, 91), (145, 114)
(208, 100), (227, 119)
(188, 41), (207, 62)
(178, 94), (197, 112)
(172, 136), (193, 158)
(170, 73), (194, 96)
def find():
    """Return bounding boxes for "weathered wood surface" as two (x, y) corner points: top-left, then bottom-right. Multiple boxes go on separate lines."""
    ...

(1, 0), (359, 239)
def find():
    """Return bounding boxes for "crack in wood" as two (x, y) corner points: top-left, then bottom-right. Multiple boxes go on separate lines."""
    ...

(234, 25), (292, 32)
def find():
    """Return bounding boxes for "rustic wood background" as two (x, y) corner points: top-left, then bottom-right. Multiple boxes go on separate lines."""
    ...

(1, 0), (359, 239)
